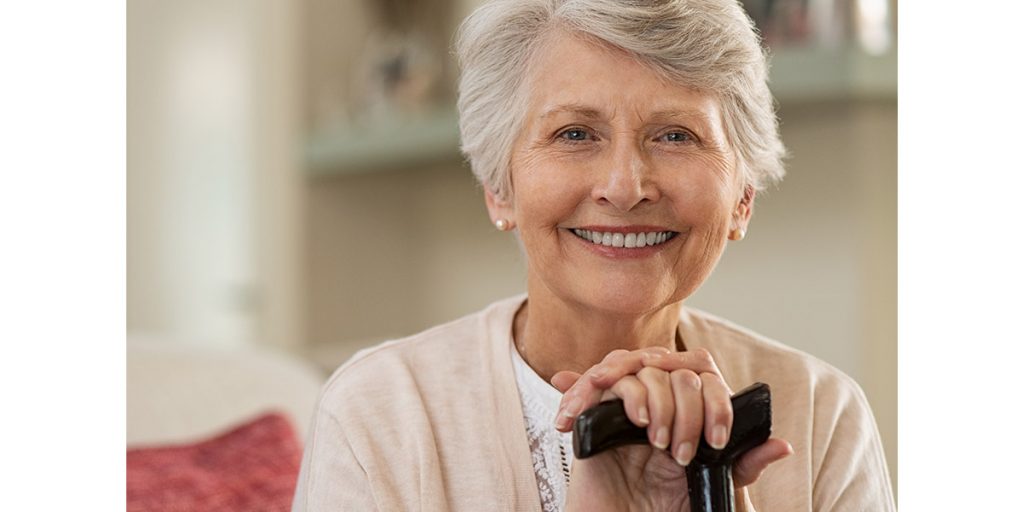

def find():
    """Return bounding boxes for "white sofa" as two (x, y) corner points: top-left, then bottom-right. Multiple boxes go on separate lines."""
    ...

(127, 338), (326, 446)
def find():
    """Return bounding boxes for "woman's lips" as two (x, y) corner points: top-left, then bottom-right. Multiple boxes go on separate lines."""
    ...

(572, 228), (676, 248)
(565, 226), (681, 258)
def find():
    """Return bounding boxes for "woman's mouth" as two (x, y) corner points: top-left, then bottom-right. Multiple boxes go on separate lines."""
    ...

(570, 228), (678, 248)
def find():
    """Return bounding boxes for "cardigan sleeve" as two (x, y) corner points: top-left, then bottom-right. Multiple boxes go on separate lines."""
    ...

(292, 406), (377, 511)
(810, 371), (896, 512)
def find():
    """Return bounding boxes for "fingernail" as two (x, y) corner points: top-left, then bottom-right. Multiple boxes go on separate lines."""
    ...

(711, 426), (728, 449)
(674, 442), (693, 466)
(589, 367), (606, 379)
(653, 427), (670, 450)
(637, 406), (650, 426)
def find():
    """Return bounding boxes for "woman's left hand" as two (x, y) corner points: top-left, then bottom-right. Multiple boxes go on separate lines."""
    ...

(552, 347), (792, 511)
(554, 347), (738, 460)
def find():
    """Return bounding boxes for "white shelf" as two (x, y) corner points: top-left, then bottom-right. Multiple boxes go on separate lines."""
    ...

(768, 45), (896, 102)
(305, 106), (461, 176)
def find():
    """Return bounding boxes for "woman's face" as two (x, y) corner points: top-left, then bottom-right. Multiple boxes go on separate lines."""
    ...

(487, 30), (753, 316)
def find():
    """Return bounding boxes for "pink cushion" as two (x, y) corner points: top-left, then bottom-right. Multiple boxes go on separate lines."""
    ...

(127, 412), (303, 512)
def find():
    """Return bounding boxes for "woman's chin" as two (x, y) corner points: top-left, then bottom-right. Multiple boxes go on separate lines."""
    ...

(569, 284), (679, 317)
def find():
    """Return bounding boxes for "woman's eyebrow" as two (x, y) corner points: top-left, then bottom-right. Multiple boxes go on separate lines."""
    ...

(538, 104), (715, 127)
(538, 103), (604, 120)
(646, 109), (715, 126)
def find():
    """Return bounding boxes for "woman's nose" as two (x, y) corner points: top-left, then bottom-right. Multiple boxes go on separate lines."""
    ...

(591, 141), (660, 211)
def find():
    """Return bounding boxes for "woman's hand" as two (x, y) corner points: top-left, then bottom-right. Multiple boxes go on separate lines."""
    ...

(552, 347), (793, 512)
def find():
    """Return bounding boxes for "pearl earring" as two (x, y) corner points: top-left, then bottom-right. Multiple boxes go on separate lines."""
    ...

(495, 219), (511, 231)
(729, 228), (746, 241)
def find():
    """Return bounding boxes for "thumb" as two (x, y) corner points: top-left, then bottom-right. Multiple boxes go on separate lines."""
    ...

(733, 438), (793, 487)
(551, 370), (583, 393)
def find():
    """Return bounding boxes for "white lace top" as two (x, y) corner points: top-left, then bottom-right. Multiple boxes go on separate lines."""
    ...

(510, 341), (576, 512)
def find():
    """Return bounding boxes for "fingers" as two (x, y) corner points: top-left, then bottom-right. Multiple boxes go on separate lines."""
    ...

(555, 348), (668, 431)
(551, 370), (582, 393)
(556, 374), (653, 433)
(668, 369), (703, 465)
(556, 347), (721, 431)
(605, 375), (650, 428)
(589, 347), (720, 389)
(733, 438), (794, 487)
(635, 367), (674, 449)
(639, 348), (730, 390)
(555, 347), (734, 438)
(555, 379), (607, 432)
(700, 372), (733, 450)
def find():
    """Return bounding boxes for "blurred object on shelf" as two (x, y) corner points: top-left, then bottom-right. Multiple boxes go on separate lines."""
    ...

(741, 0), (891, 55)
(303, 0), (459, 174)
(353, 29), (440, 119)
(741, 0), (843, 48)
(853, 0), (892, 55)
(738, 0), (895, 102)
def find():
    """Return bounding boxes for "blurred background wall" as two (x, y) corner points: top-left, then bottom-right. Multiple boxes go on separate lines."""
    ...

(128, 0), (896, 497)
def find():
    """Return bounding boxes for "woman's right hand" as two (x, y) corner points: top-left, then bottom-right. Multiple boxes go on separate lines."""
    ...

(551, 347), (792, 512)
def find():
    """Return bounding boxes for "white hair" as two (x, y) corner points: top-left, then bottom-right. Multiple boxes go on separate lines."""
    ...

(455, 0), (786, 200)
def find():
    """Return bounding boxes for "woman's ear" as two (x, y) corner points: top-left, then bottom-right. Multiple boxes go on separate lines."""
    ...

(484, 187), (516, 229)
(730, 185), (755, 236)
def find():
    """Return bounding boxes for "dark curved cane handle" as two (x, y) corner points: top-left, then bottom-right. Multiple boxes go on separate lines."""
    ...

(572, 382), (772, 512)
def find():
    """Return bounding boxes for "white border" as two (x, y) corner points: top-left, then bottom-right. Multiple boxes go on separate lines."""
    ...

(900, 1), (1024, 509)
(0, 1), (124, 509)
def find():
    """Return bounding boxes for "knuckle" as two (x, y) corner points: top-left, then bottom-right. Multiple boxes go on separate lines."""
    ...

(560, 390), (580, 408)
(567, 375), (590, 391)
(699, 370), (724, 387)
(734, 462), (762, 486)
(603, 349), (629, 362)
(671, 369), (702, 390)
(691, 348), (714, 367)
(615, 380), (646, 403)
(630, 383), (648, 403)
(638, 367), (672, 388)
(710, 400), (734, 423)
(636, 366), (661, 379)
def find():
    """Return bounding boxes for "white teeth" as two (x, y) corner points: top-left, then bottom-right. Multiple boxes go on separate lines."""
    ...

(571, 229), (675, 248)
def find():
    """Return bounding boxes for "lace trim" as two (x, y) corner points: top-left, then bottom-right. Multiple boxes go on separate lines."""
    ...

(510, 341), (575, 512)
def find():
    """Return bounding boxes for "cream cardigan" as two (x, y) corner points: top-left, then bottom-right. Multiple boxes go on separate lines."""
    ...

(293, 296), (895, 511)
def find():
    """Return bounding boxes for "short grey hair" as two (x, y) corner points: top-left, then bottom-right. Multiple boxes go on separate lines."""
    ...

(455, 0), (786, 200)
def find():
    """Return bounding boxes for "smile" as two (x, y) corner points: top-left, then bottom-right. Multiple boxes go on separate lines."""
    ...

(571, 229), (677, 248)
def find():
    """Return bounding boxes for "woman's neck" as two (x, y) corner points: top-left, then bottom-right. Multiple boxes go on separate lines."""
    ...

(512, 292), (684, 384)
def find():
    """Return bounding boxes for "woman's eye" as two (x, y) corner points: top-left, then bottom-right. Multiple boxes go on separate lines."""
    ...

(660, 131), (694, 143)
(559, 128), (590, 142)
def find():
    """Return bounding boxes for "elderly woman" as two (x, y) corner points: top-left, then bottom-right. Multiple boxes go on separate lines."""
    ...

(294, 0), (895, 510)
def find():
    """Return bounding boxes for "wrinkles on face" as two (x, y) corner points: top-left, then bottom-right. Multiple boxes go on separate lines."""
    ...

(519, 99), (735, 184)
(502, 28), (748, 314)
